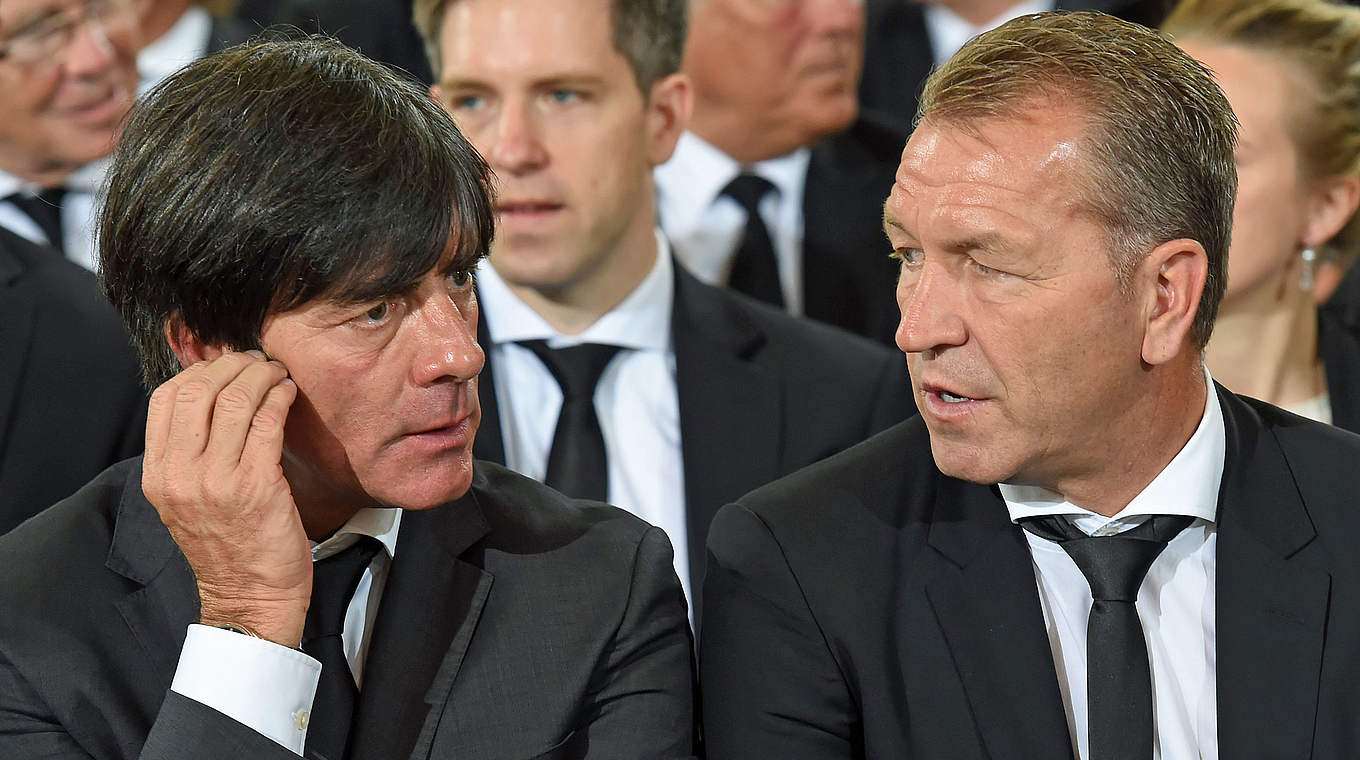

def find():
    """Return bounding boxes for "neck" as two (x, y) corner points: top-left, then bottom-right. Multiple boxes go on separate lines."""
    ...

(1206, 281), (1321, 408)
(499, 215), (660, 336)
(688, 99), (806, 165)
(938, 0), (1036, 26)
(1049, 360), (1208, 517)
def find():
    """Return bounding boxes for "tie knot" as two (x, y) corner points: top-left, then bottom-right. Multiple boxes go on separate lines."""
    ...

(721, 173), (776, 214)
(303, 535), (382, 646)
(518, 340), (622, 401)
(1020, 515), (1193, 602)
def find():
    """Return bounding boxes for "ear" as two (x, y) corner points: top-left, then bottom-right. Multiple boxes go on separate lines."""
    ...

(1302, 172), (1360, 248)
(164, 317), (226, 370)
(1140, 238), (1208, 366)
(644, 72), (693, 166)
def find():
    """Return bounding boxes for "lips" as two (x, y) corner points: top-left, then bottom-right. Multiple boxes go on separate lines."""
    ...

(496, 201), (564, 215)
(402, 414), (474, 451)
(919, 380), (988, 419)
(56, 84), (131, 126)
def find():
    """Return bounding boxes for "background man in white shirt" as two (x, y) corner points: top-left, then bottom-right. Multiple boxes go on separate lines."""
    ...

(415, 0), (912, 614)
(0, 36), (694, 760)
(701, 11), (1360, 759)
(655, 0), (906, 346)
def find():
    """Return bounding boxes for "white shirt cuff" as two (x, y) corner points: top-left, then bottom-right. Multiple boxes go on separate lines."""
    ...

(169, 623), (321, 755)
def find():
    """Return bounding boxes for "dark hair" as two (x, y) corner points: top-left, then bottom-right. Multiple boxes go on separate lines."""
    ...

(99, 35), (496, 388)
(413, 0), (686, 94)
(918, 11), (1238, 349)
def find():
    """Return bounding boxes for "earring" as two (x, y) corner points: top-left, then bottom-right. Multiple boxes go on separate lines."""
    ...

(1300, 247), (1317, 292)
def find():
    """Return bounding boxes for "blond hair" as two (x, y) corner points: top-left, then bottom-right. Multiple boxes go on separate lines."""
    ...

(1164, 0), (1360, 264)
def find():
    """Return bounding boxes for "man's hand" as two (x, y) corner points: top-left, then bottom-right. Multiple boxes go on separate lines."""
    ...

(142, 351), (311, 647)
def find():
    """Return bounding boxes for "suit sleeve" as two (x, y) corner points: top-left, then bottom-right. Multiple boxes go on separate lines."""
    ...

(577, 525), (696, 759)
(700, 503), (857, 760)
(0, 644), (298, 760)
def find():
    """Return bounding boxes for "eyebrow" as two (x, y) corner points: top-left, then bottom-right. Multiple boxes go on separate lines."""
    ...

(882, 205), (908, 239)
(4, 5), (64, 35)
(438, 72), (608, 91)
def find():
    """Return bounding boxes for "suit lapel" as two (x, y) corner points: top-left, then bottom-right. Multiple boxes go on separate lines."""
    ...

(471, 296), (506, 465)
(348, 489), (493, 760)
(1214, 389), (1329, 758)
(924, 476), (1075, 760)
(0, 247), (34, 464)
(671, 263), (780, 600)
(105, 464), (201, 721)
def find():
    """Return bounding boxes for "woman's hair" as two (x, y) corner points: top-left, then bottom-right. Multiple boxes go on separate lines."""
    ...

(1164, 0), (1360, 263)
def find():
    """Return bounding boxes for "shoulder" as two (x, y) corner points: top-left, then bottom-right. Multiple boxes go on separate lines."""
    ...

(0, 228), (138, 362)
(470, 460), (673, 569)
(675, 265), (903, 377)
(0, 459), (140, 630)
(710, 418), (934, 555)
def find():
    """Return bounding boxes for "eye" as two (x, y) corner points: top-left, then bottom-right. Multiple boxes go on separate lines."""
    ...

(362, 301), (390, 323)
(971, 259), (1008, 279)
(891, 247), (924, 268)
(547, 89), (582, 105)
(447, 268), (475, 289)
(450, 94), (485, 111)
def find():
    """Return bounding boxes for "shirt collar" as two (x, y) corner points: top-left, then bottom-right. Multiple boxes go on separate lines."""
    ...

(1001, 367), (1225, 531)
(138, 6), (212, 94)
(477, 228), (675, 353)
(654, 130), (809, 237)
(310, 507), (402, 562)
(0, 159), (108, 197)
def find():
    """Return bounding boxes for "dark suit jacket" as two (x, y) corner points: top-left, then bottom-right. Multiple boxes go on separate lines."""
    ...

(802, 114), (907, 347)
(701, 386), (1360, 758)
(1320, 262), (1360, 433)
(0, 458), (695, 759)
(0, 228), (147, 534)
(859, 0), (1174, 132)
(474, 262), (913, 611)
(241, 0), (433, 84)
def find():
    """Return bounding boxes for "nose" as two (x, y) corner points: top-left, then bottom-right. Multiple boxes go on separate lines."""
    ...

(412, 290), (485, 386)
(895, 260), (967, 357)
(809, 0), (865, 35)
(64, 11), (121, 77)
(488, 100), (548, 174)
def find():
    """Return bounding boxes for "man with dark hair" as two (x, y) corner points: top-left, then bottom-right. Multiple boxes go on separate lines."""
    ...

(701, 11), (1360, 759)
(0, 36), (694, 760)
(411, 0), (910, 612)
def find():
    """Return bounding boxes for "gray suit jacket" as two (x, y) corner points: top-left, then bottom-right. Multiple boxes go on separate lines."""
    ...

(0, 459), (695, 759)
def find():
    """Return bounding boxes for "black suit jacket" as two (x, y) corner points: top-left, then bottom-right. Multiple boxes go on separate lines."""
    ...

(802, 114), (907, 347)
(0, 458), (695, 759)
(0, 228), (146, 534)
(243, 0), (433, 84)
(701, 386), (1360, 758)
(859, 0), (1174, 132)
(474, 262), (913, 610)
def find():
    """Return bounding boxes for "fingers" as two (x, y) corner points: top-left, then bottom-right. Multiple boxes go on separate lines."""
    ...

(240, 376), (298, 474)
(202, 359), (291, 468)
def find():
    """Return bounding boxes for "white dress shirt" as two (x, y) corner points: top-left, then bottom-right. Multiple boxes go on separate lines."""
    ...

(170, 508), (402, 755)
(923, 0), (1055, 68)
(1000, 372), (1224, 760)
(0, 161), (106, 271)
(476, 231), (691, 605)
(655, 131), (810, 315)
(138, 5), (212, 95)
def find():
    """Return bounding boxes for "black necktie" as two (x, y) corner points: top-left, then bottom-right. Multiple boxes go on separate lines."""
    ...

(302, 536), (382, 760)
(721, 173), (784, 307)
(518, 340), (622, 502)
(4, 188), (66, 253)
(1020, 514), (1194, 760)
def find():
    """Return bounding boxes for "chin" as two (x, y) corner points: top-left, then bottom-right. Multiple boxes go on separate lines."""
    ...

(928, 438), (1015, 486)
